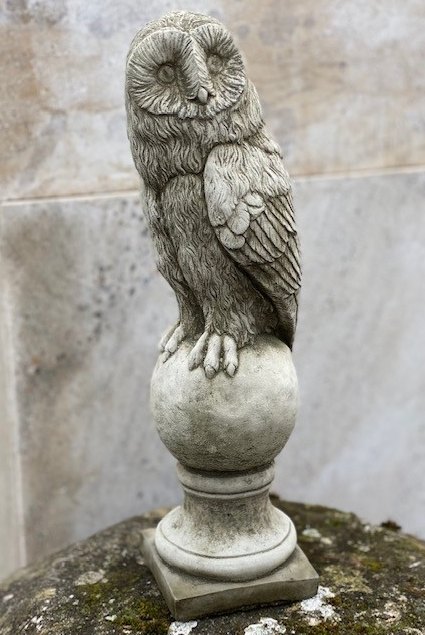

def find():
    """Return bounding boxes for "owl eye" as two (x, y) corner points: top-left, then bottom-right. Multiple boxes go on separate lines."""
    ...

(206, 53), (224, 74)
(157, 64), (176, 83)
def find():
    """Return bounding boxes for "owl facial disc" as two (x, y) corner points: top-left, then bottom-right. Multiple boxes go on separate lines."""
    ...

(126, 16), (246, 119)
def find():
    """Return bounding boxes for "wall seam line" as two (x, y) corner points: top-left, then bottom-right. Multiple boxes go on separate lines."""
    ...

(1, 163), (425, 207)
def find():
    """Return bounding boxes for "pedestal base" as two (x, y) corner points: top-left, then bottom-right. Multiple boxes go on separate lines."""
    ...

(155, 463), (299, 582)
(142, 528), (319, 620)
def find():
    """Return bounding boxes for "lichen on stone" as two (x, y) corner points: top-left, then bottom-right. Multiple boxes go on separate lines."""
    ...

(168, 621), (198, 635)
(244, 617), (286, 634)
(300, 586), (340, 626)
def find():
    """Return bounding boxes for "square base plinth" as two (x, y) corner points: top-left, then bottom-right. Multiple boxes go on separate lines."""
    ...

(141, 529), (319, 620)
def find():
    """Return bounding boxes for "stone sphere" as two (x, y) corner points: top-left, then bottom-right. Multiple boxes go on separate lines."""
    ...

(150, 335), (298, 472)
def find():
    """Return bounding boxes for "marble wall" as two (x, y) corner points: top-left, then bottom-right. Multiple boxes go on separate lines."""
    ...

(1, 0), (424, 579)
(3, 0), (424, 200)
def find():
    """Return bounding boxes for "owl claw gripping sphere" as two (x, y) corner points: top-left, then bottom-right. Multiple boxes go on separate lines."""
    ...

(188, 332), (239, 378)
(161, 326), (239, 379)
(126, 11), (301, 379)
(159, 323), (187, 360)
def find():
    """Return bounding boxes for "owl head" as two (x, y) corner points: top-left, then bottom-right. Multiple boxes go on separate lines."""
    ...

(126, 11), (246, 120)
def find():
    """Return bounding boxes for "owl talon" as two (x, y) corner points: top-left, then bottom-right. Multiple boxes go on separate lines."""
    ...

(162, 324), (186, 361)
(188, 331), (209, 370)
(223, 335), (238, 377)
(189, 332), (239, 378)
(225, 362), (237, 377)
(159, 322), (179, 352)
(203, 333), (221, 378)
(204, 364), (217, 379)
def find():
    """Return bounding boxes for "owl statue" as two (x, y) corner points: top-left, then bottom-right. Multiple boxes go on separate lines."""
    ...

(126, 11), (301, 379)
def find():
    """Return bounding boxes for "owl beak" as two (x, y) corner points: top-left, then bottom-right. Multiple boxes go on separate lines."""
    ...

(196, 86), (210, 105)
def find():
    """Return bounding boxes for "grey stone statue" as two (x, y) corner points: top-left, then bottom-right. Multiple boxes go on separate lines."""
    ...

(126, 10), (301, 378)
(125, 11), (317, 620)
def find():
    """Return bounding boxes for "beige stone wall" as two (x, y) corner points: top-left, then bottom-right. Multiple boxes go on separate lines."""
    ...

(1, 0), (424, 579)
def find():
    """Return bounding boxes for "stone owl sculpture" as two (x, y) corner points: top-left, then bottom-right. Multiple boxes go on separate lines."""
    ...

(126, 11), (301, 379)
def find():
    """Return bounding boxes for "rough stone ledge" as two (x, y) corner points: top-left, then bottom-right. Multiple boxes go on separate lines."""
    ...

(1, 498), (424, 634)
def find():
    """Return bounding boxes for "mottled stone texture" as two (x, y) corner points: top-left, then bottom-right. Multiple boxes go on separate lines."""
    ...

(0, 240), (25, 576)
(1, 500), (424, 634)
(1, 0), (425, 199)
(0, 196), (177, 576)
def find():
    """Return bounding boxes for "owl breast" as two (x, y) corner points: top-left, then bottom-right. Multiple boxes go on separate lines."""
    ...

(158, 171), (277, 343)
(139, 115), (239, 192)
(144, 135), (212, 191)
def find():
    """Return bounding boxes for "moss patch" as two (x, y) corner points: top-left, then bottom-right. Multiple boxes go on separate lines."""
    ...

(73, 565), (170, 634)
(114, 599), (169, 633)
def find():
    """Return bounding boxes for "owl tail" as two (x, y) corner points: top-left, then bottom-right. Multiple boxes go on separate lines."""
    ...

(273, 293), (298, 350)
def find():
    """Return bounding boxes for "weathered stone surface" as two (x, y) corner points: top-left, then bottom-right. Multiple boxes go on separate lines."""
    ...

(143, 531), (317, 620)
(1, 499), (424, 634)
(152, 338), (298, 472)
(1, 0), (424, 199)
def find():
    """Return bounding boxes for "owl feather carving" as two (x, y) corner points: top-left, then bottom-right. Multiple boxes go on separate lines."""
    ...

(126, 11), (301, 378)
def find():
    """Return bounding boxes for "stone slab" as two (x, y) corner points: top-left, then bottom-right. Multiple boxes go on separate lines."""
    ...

(142, 528), (319, 620)
(0, 195), (178, 578)
(1, 500), (425, 634)
(1, 1), (425, 199)
(0, 243), (25, 577)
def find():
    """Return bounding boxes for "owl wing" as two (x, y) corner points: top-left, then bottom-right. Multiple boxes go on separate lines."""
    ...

(203, 140), (301, 346)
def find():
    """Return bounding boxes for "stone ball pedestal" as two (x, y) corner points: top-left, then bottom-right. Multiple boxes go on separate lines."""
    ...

(142, 335), (318, 618)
